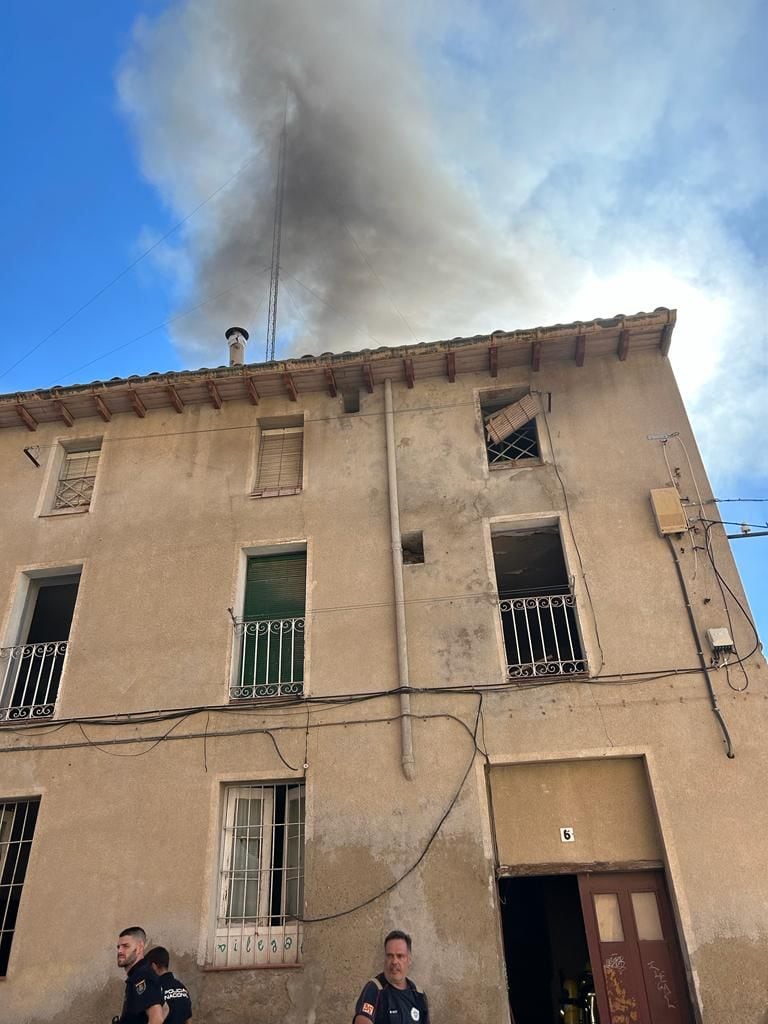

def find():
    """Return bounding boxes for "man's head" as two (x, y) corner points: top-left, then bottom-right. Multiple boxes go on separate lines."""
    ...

(146, 946), (170, 977)
(383, 929), (412, 990)
(116, 927), (147, 971)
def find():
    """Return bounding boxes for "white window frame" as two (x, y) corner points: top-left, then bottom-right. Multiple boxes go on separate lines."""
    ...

(212, 781), (305, 968)
(37, 436), (103, 517)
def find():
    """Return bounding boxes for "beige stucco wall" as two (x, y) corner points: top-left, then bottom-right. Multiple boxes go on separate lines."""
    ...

(0, 346), (765, 1023)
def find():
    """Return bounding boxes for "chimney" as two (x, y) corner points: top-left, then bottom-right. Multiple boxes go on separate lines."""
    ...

(226, 327), (249, 366)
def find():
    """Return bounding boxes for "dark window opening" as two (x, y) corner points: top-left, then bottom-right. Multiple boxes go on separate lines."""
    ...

(401, 531), (425, 565)
(1, 576), (80, 721)
(342, 390), (360, 414)
(480, 389), (540, 464)
(499, 875), (597, 1024)
(0, 798), (40, 976)
(232, 553), (306, 700)
(492, 528), (585, 678)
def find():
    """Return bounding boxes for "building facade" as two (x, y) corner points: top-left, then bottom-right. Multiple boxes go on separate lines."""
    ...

(0, 308), (765, 1023)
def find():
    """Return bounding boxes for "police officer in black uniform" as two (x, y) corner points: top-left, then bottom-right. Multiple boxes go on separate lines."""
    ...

(114, 926), (166, 1024)
(146, 946), (193, 1024)
(353, 930), (430, 1024)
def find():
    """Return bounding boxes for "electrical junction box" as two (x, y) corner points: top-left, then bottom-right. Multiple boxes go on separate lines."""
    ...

(706, 627), (734, 655)
(650, 487), (687, 535)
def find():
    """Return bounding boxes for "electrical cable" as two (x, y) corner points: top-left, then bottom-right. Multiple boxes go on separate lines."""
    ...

(52, 268), (270, 386)
(294, 701), (481, 923)
(0, 153), (262, 383)
(539, 404), (606, 674)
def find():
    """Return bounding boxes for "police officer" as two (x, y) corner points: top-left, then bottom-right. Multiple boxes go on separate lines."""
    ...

(146, 946), (193, 1024)
(353, 930), (430, 1024)
(114, 926), (166, 1024)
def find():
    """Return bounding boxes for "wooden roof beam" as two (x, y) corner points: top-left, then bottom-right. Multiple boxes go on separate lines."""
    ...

(207, 380), (223, 409)
(324, 367), (338, 397)
(93, 394), (112, 422)
(617, 329), (630, 361)
(244, 376), (260, 406)
(531, 341), (542, 372)
(283, 373), (298, 402)
(166, 385), (184, 413)
(403, 357), (415, 389)
(363, 362), (374, 393)
(446, 351), (456, 383)
(16, 403), (37, 431)
(129, 390), (146, 418)
(54, 399), (75, 426)
(575, 334), (586, 367)
(489, 342), (498, 378)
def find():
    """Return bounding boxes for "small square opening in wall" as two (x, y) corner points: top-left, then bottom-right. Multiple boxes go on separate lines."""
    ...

(401, 531), (425, 564)
(342, 390), (361, 414)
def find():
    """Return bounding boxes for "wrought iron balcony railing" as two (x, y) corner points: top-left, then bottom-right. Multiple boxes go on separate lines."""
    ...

(499, 593), (586, 678)
(231, 617), (305, 700)
(0, 641), (67, 721)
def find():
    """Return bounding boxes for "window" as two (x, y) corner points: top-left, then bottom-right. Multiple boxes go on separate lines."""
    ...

(480, 390), (540, 465)
(252, 427), (303, 496)
(213, 782), (304, 968)
(0, 798), (40, 976)
(231, 553), (306, 700)
(53, 440), (101, 510)
(492, 526), (585, 678)
(1, 574), (80, 722)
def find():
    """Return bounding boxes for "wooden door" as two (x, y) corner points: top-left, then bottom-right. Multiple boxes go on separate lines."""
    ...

(578, 871), (693, 1024)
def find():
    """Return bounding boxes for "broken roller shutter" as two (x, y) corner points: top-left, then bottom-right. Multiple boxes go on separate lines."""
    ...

(485, 393), (540, 445)
(253, 427), (303, 495)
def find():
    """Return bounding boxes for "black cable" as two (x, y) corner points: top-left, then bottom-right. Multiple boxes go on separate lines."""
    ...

(665, 536), (734, 758)
(1, 153), (262, 384)
(294, 701), (481, 924)
(540, 405), (606, 674)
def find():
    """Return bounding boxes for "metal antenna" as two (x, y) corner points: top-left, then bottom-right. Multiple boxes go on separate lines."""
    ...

(265, 107), (288, 362)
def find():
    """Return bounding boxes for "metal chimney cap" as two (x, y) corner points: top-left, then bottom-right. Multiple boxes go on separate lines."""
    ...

(226, 326), (250, 342)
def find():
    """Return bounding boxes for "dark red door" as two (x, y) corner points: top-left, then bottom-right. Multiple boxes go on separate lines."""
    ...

(578, 871), (693, 1024)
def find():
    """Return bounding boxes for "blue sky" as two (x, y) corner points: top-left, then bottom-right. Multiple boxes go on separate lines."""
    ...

(1, 0), (765, 645)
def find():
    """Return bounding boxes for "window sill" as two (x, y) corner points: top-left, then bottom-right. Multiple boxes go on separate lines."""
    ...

(488, 458), (543, 471)
(202, 962), (304, 972)
(249, 488), (302, 498)
(39, 506), (91, 517)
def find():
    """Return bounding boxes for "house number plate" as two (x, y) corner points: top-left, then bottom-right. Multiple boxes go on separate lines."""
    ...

(560, 826), (575, 842)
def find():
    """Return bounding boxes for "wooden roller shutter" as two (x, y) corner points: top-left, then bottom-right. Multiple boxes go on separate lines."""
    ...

(253, 428), (303, 496)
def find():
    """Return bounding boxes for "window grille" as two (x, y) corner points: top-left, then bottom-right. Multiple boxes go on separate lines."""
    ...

(481, 391), (540, 464)
(54, 444), (101, 509)
(213, 783), (304, 967)
(0, 798), (40, 976)
(252, 427), (303, 496)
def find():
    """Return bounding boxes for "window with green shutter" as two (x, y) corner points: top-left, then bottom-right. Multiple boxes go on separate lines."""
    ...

(232, 553), (306, 700)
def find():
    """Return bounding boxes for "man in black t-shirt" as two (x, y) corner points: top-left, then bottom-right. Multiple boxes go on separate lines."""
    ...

(353, 930), (430, 1024)
(146, 946), (193, 1024)
(114, 926), (166, 1024)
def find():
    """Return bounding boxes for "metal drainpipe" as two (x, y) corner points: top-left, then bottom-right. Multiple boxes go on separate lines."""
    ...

(384, 378), (416, 780)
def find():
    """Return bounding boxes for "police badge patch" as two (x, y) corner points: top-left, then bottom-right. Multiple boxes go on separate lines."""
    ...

(410, 1010), (420, 1021)
(135, 979), (146, 994)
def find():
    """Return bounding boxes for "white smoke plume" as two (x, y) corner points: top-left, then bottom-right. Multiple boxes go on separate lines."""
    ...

(118, 0), (767, 479)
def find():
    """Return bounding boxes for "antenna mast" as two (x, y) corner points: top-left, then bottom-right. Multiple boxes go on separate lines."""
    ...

(265, 109), (287, 362)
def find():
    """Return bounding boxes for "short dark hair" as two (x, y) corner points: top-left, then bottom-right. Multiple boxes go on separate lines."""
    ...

(119, 926), (147, 944)
(384, 929), (412, 952)
(146, 946), (170, 970)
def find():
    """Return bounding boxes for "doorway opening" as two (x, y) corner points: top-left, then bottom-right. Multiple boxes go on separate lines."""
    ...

(499, 874), (597, 1024)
